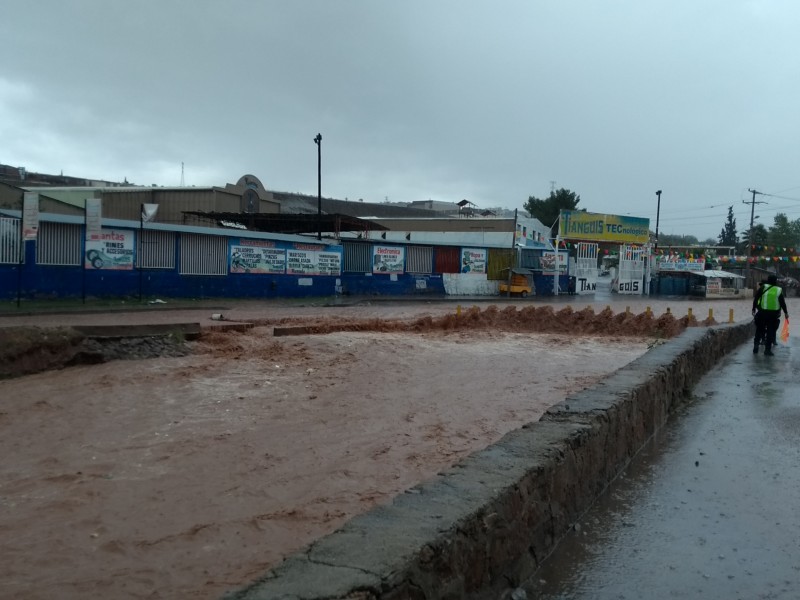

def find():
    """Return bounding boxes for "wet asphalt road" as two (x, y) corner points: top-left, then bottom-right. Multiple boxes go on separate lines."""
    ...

(523, 325), (800, 600)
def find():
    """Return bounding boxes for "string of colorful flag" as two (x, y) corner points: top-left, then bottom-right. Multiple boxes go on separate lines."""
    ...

(654, 246), (799, 263)
(555, 241), (799, 262)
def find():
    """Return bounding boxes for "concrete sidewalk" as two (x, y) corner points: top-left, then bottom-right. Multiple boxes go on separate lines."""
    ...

(524, 329), (800, 598)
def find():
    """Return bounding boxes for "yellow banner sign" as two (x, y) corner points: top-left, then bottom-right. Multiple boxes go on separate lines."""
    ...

(559, 210), (650, 244)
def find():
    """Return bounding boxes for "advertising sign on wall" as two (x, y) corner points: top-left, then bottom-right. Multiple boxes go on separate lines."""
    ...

(316, 251), (342, 275)
(373, 245), (405, 274)
(286, 243), (342, 276)
(85, 198), (102, 240)
(460, 248), (487, 274)
(559, 210), (650, 244)
(230, 239), (286, 274)
(286, 250), (322, 275)
(85, 229), (134, 270)
(657, 259), (704, 272)
(22, 192), (39, 241)
(540, 251), (567, 274)
(229, 240), (342, 276)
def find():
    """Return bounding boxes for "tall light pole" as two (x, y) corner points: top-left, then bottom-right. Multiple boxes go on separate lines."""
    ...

(314, 133), (322, 240)
(655, 190), (662, 250)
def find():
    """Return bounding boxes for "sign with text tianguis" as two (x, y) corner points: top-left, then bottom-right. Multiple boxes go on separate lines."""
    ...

(559, 210), (650, 244)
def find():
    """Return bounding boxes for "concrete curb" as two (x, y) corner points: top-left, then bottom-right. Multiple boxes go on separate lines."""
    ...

(72, 322), (204, 340)
(224, 322), (752, 600)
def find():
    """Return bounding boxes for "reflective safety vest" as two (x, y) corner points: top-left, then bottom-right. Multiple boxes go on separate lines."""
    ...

(759, 284), (782, 310)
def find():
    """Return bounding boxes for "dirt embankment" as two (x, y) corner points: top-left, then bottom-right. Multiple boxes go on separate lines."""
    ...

(0, 327), (189, 380)
(0, 305), (713, 380)
(265, 303), (711, 338)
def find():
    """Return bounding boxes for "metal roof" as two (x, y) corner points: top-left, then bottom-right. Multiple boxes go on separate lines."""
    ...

(182, 211), (388, 234)
(0, 209), (340, 244)
(659, 269), (744, 279)
(703, 270), (745, 279)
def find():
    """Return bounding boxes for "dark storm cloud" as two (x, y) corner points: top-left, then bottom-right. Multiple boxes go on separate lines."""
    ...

(3, 0), (800, 239)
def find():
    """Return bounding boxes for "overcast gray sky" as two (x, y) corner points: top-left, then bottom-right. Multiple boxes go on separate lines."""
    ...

(3, 0), (800, 240)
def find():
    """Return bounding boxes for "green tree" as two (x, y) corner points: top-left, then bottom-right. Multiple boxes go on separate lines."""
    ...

(657, 233), (700, 247)
(767, 213), (800, 250)
(717, 206), (738, 248)
(523, 188), (581, 237)
(741, 223), (768, 252)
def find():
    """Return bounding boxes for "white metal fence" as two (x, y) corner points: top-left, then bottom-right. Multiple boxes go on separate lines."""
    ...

(36, 222), (82, 266)
(137, 230), (176, 269)
(406, 246), (433, 274)
(616, 244), (645, 295)
(0, 217), (21, 264)
(179, 233), (228, 275)
(575, 242), (599, 295)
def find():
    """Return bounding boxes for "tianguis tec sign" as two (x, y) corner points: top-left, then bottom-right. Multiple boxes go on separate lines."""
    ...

(559, 210), (650, 244)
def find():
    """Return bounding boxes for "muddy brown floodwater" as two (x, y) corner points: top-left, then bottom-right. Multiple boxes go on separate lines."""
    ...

(0, 297), (755, 599)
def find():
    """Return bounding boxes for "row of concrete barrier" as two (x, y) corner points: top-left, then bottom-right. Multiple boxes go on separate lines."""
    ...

(225, 322), (752, 600)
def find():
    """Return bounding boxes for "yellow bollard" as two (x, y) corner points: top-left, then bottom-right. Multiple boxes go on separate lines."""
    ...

(457, 305), (461, 316)
(708, 308), (714, 321)
(666, 307), (671, 315)
(646, 306), (652, 316)
(729, 308), (734, 323)
(688, 307), (693, 319)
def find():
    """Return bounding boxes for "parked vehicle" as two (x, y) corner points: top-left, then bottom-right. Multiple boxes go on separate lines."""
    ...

(499, 269), (534, 297)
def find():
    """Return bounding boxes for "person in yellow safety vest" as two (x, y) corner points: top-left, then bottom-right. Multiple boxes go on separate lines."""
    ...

(752, 273), (789, 356)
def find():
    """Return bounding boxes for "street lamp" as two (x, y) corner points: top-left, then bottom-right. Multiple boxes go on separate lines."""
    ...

(655, 190), (662, 250)
(314, 133), (322, 240)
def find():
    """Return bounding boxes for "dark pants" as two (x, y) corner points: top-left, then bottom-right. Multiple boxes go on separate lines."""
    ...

(754, 310), (781, 350)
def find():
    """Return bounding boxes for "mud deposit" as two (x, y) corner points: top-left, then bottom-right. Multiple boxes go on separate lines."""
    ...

(0, 305), (700, 599)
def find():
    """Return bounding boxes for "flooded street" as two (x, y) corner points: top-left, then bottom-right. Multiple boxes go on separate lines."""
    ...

(524, 333), (800, 599)
(0, 292), (765, 599)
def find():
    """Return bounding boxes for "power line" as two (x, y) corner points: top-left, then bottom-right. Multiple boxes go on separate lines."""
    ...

(759, 192), (800, 202)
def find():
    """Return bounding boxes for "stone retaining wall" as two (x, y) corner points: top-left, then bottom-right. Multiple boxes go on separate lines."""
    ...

(225, 322), (752, 600)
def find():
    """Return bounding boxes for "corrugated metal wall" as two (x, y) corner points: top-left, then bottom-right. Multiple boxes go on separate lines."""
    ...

(0, 217), (20, 264)
(343, 242), (372, 272)
(435, 246), (460, 273)
(179, 233), (227, 275)
(518, 248), (539, 270)
(36, 222), (82, 266)
(102, 189), (242, 225)
(137, 230), (176, 269)
(487, 248), (514, 280)
(406, 246), (433, 274)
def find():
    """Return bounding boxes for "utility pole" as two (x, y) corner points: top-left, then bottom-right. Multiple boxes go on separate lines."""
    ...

(314, 133), (322, 240)
(744, 188), (766, 289)
(655, 190), (662, 250)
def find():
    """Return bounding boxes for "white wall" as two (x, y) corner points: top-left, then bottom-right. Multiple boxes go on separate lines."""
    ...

(442, 273), (500, 296)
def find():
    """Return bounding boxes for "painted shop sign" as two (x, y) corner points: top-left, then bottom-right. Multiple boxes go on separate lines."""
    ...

(373, 245), (405, 274)
(287, 249), (341, 275)
(658, 259), (704, 272)
(460, 247), (487, 274)
(230, 239), (285, 274)
(540, 251), (567, 274)
(559, 210), (650, 244)
(229, 240), (342, 276)
(85, 228), (134, 270)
